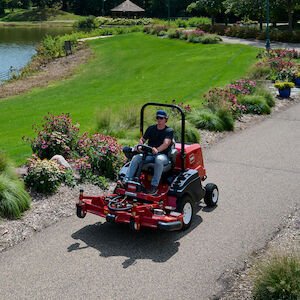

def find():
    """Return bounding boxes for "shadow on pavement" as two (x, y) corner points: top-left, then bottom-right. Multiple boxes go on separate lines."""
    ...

(68, 205), (207, 268)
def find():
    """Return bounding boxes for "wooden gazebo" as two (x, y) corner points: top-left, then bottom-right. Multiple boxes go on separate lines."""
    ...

(111, 0), (145, 18)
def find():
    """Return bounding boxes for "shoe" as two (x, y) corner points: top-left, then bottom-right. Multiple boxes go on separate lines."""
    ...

(146, 185), (158, 195)
(117, 180), (126, 188)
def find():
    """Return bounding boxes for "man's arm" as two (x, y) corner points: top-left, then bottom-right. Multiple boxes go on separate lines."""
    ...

(152, 138), (172, 155)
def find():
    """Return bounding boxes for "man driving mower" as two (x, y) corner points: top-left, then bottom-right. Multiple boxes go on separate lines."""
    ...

(124, 109), (174, 195)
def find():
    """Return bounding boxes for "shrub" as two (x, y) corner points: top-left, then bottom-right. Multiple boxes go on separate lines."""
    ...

(96, 17), (153, 26)
(189, 109), (225, 131)
(168, 120), (200, 143)
(257, 48), (300, 60)
(24, 156), (67, 194)
(75, 16), (99, 30)
(225, 25), (260, 39)
(253, 255), (300, 300)
(204, 87), (245, 119)
(238, 95), (271, 115)
(187, 17), (210, 27)
(228, 79), (256, 96)
(76, 133), (124, 179)
(147, 24), (170, 35)
(255, 87), (275, 107)
(274, 81), (295, 90)
(36, 35), (65, 59)
(157, 30), (167, 37)
(0, 153), (31, 219)
(28, 113), (80, 159)
(199, 34), (222, 44)
(167, 28), (181, 39)
(276, 68), (297, 82)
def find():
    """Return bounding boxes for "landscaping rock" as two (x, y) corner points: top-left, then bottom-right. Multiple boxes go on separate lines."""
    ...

(50, 155), (72, 169)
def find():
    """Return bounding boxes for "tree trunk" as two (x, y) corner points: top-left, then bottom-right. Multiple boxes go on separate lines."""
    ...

(287, 0), (294, 31)
(288, 9), (293, 31)
(259, 0), (263, 31)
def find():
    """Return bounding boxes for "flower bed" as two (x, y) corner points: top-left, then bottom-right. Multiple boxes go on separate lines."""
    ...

(24, 114), (125, 193)
(144, 25), (222, 44)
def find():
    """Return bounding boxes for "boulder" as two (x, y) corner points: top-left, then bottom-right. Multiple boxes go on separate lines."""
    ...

(50, 155), (72, 170)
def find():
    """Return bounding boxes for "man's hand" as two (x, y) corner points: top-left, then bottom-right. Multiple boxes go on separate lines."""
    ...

(152, 147), (158, 155)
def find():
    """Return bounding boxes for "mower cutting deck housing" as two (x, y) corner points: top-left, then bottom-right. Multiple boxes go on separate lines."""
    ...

(76, 103), (219, 231)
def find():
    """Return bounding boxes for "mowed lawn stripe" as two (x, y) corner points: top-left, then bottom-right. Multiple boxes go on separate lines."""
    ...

(0, 33), (258, 163)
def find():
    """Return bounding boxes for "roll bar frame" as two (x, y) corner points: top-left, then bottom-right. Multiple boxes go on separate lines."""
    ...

(140, 102), (185, 172)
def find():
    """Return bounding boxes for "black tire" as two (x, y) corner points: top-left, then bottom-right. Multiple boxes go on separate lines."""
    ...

(176, 195), (194, 230)
(129, 219), (140, 231)
(76, 205), (86, 219)
(204, 183), (219, 207)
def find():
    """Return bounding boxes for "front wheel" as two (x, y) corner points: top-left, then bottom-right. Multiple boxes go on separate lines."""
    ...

(204, 183), (219, 207)
(76, 205), (86, 219)
(176, 196), (194, 230)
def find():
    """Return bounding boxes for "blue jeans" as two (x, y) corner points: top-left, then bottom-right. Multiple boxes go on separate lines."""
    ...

(125, 154), (169, 187)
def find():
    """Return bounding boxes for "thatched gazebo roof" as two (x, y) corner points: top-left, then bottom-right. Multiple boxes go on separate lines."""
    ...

(111, 0), (145, 13)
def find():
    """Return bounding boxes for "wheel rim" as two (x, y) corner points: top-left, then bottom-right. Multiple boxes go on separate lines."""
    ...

(212, 188), (219, 203)
(183, 202), (192, 225)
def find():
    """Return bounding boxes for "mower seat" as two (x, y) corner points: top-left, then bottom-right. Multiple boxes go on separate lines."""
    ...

(142, 148), (178, 173)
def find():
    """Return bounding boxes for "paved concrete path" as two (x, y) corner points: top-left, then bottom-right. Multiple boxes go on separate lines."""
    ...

(221, 36), (300, 50)
(1, 103), (300, 300)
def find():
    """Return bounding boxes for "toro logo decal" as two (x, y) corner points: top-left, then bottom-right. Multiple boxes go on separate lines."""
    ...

(189, 154), (195, 165)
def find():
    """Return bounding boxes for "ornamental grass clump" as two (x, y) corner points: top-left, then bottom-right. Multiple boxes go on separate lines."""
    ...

(0, 153), (31, 219)
(238, 95), (271, 115)
(168, 120), (200, 143)
(28, 113), (79, 159)
(255, 87), (275, 108)
(189, 109), (225, 131)
(24, 156), (72, 194)
(253, 254), (300, 300)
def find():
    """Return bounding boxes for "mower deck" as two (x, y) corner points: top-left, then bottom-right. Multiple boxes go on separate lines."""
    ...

(77, 188), (184, 231)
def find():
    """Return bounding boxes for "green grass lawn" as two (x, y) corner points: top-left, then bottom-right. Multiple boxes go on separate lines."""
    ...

(0, 8), (83, 26)
(0, 33), (258, 164)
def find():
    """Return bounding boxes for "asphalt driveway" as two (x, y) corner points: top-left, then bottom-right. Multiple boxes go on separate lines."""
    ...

(0, 102), (299, 300)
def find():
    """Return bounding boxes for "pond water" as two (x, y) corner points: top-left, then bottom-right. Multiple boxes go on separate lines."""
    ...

(0, 26), (74, 82)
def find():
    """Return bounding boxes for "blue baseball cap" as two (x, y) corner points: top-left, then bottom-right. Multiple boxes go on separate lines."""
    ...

(156, 110), (168, 118)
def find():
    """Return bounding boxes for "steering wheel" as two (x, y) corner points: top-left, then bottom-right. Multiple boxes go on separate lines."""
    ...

(136, 144), (153, 155)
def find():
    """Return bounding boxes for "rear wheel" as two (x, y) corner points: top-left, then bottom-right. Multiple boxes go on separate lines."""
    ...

(204, 183), (219, 207)
(176, 196), (194, 230)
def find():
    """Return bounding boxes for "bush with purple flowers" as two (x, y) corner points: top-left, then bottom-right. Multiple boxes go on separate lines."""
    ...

(76, 133), (124, 180)
(27, 113), (79, 159)
(204, 87), (245, 119)
(228, 79), (256, 96)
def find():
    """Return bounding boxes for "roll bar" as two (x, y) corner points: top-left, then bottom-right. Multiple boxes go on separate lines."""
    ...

(140, 102), (185, 172)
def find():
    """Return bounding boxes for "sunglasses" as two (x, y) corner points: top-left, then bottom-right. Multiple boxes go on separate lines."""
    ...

(156, 116), (165, 120)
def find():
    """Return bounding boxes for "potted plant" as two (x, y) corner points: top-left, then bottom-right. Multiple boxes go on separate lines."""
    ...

(274, 81), (295, 98)
(294, 72), (300, 87)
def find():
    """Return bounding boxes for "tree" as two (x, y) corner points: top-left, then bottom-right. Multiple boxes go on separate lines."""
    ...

(187, 0), (224, 25)
(223, 0), (264, 29)
(0, 0), (5, 15)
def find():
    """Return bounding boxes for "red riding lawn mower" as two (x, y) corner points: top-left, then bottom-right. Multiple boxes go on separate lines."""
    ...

(76, 103), (219, 231)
